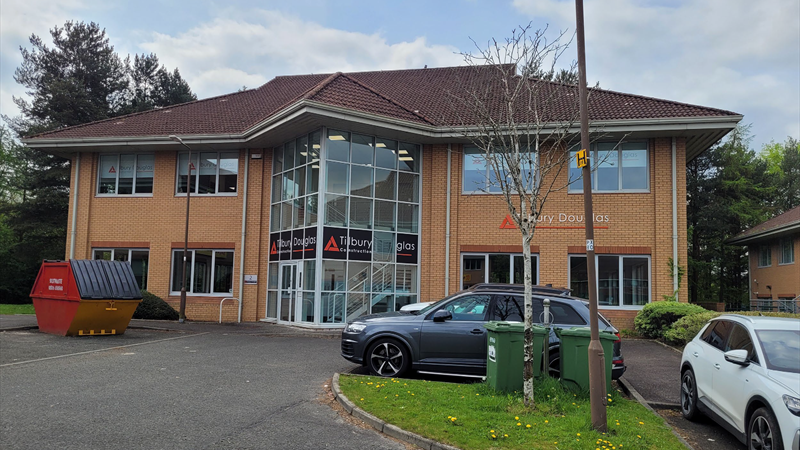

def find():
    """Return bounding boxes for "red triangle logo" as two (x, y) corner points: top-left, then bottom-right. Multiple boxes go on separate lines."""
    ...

(189, 162), (196, 171)
(500, 215), (517, 229)
(270, 242), (278, 255)
(109, 166), (116, 174)
(324, 236), (340, 252)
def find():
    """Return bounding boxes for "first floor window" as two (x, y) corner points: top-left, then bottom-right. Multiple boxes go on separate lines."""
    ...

(779, 238), (794, 264)
(461, 253), (539, 290)
(463, 145), (536, 194)
(569, 142), (648, 192)
(93, 248), (149, 290)
(98, 154), (154, 195)
(177, 152), (238, 195)
(170, 249), (234, 294)
(758, 245), (772, 267)
(569, 254), (650, 307)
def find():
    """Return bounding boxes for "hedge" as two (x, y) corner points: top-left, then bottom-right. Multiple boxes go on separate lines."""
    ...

(633, 302), (707, 339)
(133, 290), (179, 320)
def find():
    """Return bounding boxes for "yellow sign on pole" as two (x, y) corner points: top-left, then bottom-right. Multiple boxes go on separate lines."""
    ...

(576, 149), (589, 168)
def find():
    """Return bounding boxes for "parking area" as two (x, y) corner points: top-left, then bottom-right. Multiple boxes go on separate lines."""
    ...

(0, 322), (406, 450)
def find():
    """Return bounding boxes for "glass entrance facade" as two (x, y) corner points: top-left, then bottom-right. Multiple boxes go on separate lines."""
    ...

(267, 128), (422, 325)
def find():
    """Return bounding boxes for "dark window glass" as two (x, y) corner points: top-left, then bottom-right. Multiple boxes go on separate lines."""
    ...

(756, 330), (800, 373)
(327, 129), (350, 162)
(442, 295), (490, 321)
(375, 138), (397, 169)
(462, 255), (485, 289)
(492, 295), (524, 322)
(598, 256), (619, 306)
(727, 324), (757, 362)
(703, 320), (733, 351)
(351, 134), (374, 165)
(398, 142), (419, 172)
(489, 255), (510, 283)
(570, 256), (589, 300)
(117, 154), (135, 194)
(550, 301), (586, 325)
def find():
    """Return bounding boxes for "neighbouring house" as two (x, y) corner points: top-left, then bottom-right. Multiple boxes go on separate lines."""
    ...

(728, 206), (800, 313)
(22, 65), (742, 329)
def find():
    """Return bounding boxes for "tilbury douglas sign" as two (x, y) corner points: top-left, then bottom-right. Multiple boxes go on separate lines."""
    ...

(270, 228), (418, 264)
(499, 213), (611, 229)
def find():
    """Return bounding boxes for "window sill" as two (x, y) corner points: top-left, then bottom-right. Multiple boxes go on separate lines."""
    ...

(567, 190), (651, 195)
(174, 193), (238, 197)
(169, 292), (235, 297)
(95, 194), (153, 198)
(778, 261), (795, 266)
(597, 305), (648, 310)
(757, 265), (772, 268)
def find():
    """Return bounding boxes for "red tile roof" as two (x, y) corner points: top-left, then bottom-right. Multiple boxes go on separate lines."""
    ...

(28, 64), (739, 140)
(729, 206), (800, 244)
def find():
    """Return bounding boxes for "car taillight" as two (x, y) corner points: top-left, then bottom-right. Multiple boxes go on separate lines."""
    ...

(614, 332), (621, 343)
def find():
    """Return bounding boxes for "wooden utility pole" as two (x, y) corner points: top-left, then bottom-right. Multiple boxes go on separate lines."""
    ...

(574, 0), (608, 432)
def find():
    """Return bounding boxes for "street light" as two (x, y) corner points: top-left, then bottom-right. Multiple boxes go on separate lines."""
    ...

(169, 135), (192, 323)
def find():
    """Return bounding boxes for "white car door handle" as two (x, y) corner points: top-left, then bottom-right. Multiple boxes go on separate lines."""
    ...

(714, 364), (720, 370)
(693, 352), (699, 358)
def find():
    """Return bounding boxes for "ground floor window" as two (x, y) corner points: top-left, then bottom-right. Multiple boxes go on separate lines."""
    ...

(92, 248), (149, 290)
(170, 249), (234, 295)
(569, 254), (650, 307)
(461, 253), (539, 290)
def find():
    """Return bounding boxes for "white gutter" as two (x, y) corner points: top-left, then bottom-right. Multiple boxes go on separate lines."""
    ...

(444, 144), (452, 296)
(672, 138), (679, 299)
(237, 149), (250, 323)
(69, 152), (80, 259)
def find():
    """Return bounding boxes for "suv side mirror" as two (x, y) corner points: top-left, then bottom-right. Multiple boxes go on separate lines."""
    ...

(433, 310), (452, 322)
(724, 349), (750, 366)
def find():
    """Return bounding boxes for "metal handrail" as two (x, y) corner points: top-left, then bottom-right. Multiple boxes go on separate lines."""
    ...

(219, 297), (241, 323)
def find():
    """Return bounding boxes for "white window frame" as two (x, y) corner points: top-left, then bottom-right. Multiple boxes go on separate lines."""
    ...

(569, 142), (650, 193)
(169, 249), (235, 296)
(175, 152), (239, 196)
(758, 244), (772, 267)
(460, 253), (540, 289)
(568, 254), (652, 310)
(96, 153), (155, 196)
(779, 238), (794, 265)
(91, 248), (150, 289)
(462, 145), (538, 194)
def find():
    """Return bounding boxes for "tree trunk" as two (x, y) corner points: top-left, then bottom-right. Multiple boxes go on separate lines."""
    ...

(522, 227), (535, 408)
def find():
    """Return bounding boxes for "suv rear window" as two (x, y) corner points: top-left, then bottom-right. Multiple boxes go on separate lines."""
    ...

(550, 301), (586, 325)
(702, 320), (732, 351)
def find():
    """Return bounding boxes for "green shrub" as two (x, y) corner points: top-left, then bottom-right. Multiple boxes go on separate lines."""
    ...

(663, 311), (721, 345)
(133, 290), (179, 320)
(663, 310), (800, 346)
(634, 302), (707, 339)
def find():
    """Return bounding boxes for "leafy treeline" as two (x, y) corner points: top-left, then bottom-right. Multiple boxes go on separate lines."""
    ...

(0, 21), (196, 303)
(688, 126), (800, 310)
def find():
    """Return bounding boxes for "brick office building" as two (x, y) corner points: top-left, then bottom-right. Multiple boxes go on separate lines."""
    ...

(24, 65), (742, 329)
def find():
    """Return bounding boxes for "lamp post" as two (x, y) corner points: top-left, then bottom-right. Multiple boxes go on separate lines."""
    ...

(575, 0), (607, 431)
(169, 135), (192, 323)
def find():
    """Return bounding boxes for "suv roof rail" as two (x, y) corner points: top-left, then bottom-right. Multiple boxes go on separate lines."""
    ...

(467, 283), (571, 296)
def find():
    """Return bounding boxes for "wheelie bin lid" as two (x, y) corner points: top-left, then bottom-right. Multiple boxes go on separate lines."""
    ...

(484, 322), (547, 334)
(556, 327), (617, 340)
(70, 259), (143, 300)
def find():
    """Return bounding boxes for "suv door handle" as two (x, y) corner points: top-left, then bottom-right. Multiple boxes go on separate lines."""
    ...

(693, 352), (699, 358)
(714, 364), (720, 370)
(471, 329), (484, 335)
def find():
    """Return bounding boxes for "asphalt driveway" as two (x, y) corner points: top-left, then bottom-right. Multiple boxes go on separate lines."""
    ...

(620, 339), (745, 450)
(0, 320), (406, 450)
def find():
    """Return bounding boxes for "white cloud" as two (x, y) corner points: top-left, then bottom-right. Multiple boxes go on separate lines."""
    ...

(139, 10), (463, 98)
(513, 0), (800, 145)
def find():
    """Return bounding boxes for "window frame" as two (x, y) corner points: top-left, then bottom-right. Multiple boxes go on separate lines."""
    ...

(758, 244), (772, 267)
(462, 145), (538, 194)
(568, 141), (650, 193)
(91, 247), (149, 290)
(169, 248), (235, 296)
(96, 153), (155, 196)
(779, 238), (795, 265)
(460, 253), (540, 290)
(568, 253), (652, 309)
(175, 151), (239, 196)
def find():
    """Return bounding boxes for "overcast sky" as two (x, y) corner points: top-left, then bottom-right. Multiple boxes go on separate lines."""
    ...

(1, 0), (798, 150)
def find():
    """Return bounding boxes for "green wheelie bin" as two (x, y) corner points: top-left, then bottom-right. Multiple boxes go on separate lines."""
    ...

(556, 327), (616, 392)
(484, 322), (548, 393)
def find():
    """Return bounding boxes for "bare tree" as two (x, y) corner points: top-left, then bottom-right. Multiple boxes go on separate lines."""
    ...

(448, 24), (585, 408)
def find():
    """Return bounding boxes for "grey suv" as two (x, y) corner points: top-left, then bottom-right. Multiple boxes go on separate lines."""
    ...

(341, 284), (626, 379)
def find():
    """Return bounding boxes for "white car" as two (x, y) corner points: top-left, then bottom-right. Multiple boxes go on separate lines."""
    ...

(680, 315), (800, 450)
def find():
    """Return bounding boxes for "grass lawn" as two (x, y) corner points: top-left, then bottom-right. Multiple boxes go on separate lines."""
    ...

(0, 304), (35, 315)
(339, 374), (686, 450)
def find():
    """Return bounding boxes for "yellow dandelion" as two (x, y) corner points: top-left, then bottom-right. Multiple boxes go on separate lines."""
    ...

(637, 435), (641, 439)
(526, 424), (531, 428)
(545, 420), (549, 423)
(504, 434), (509, 438)
(517, 423), (521, 426)
(577, 433), (581, 436)
(515, 416), (519, 420)
(608, 399), (613, 403)
(491, 435), (496, 439)
(360, 398), (364, 401)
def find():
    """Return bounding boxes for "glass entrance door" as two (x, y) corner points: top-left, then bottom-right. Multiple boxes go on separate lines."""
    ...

(278, 262), (303, 322)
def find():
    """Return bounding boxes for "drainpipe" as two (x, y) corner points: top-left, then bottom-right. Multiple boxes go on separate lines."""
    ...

(444, 144), (452, 296)
(672, 138), (679, 300)
(237, 149), (250, 322)
(69, 152), (80, 259)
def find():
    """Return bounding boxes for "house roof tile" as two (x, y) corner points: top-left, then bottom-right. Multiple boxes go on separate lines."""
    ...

(27, 64), (740, 141)
(729, 206), (800, 244)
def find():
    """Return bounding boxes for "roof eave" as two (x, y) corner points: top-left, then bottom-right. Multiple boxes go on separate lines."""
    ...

(727, 222), (800, 245)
